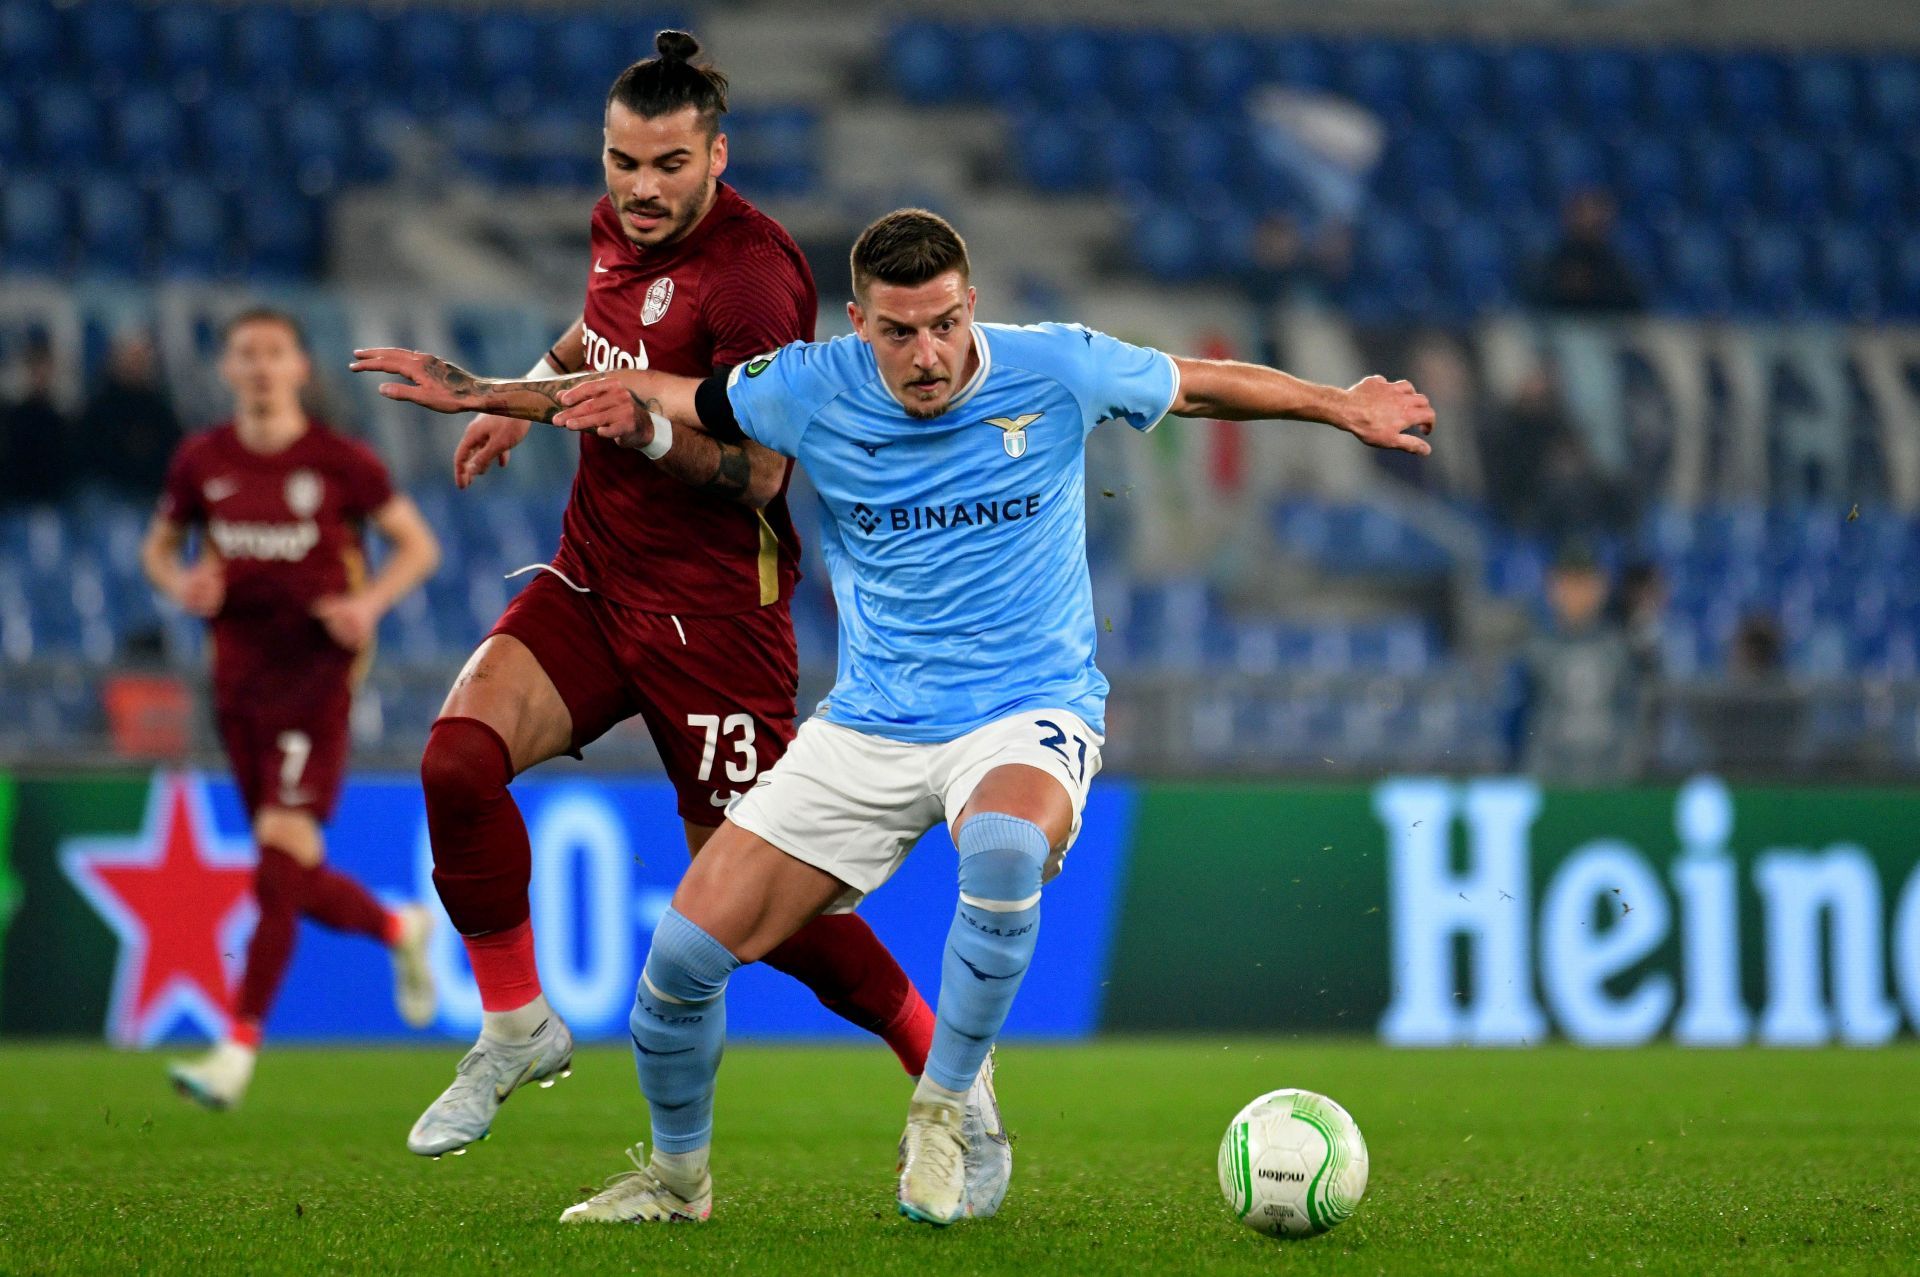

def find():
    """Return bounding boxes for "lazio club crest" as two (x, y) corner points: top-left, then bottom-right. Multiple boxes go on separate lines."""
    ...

(984, 413), (1041, 459)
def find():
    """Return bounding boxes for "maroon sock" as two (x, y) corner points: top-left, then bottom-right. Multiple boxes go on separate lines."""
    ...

(234, 845), (305, 1027)
(300, 862), (394, 941)
(420, 715), (532, 938)
(763, 913), (934, 1076)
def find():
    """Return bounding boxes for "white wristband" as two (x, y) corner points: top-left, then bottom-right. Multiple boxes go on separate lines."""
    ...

(639, 411), (673, 460)
(527, 355), (565, 379)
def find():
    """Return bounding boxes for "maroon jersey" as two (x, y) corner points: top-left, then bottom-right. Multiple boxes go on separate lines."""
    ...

(158, 421), (393, 709)
(550, 182), (816, 615)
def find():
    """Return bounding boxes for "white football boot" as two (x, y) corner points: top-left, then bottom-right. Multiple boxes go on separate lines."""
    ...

(168, 1041), (255, 1112)
(561, 1145), (712, 1224)
(897, 1099), (970, 1226)
(389, 905), (437, 1029)
(406, 1014), (573, 1156)
(961, 1049), (1013, 1217)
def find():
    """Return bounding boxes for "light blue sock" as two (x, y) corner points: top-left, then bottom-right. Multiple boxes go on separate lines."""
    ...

(629, 907), (739, 1154)
(926, 813), (1050, 1093)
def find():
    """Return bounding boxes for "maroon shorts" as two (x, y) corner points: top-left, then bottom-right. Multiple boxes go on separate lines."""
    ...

(215, 683), (352, 821)
(489, 569), (799, 825)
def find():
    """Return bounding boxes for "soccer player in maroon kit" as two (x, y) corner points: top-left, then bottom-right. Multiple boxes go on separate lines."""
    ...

(354, 33), (939, 1158)
(143, 308), (443, 1110)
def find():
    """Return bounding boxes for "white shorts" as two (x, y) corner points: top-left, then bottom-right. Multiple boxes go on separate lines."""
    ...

(725, 708), (1105, 913)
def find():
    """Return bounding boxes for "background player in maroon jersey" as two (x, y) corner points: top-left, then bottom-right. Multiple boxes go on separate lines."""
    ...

(352, 32), (939, 1159)
(142, 308), (443, 1110)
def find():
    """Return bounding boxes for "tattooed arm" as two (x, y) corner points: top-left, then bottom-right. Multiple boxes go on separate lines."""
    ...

(349, 347), (783, 508)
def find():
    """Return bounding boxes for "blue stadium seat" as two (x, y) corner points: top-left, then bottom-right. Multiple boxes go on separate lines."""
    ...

(1619, 136), (1685, 219)
(1268, 35), (1333, 93)
(473, 11), (542, 114)
(1790, 56), (1861, 132)
(1128, 202), (1205, 280)
(1462, 130), (1534, 210)
(157, 179), (226, 277)
(1715, 53), (1787, 130)
(0, 95), (21, 163)
(888, 23), (965, 105)
(1889, 232), (1920, 318)
(1759, 137), (1828, 219)
(1646, 51), (1711, 130)
(1837, 147), (1903, 225)
(1862, 57), (1920, 136)
(115, 87), (188, 172)
(391, 10), (467, 114)
(198, 92), (274, 186)
(1013, 110), (1094, 192)
(309, 6), (381, 99)
(236, 187), (315, 277)
(1573, 48), (1639, 128)
(1686, 133), (1758, 214)
(968, 26), (1036, 103)
(153, 4), (224, 90)
(1444, 214), (1510, 312)
(29, 82), (99, 169)
(1094, 116), (1157, 193)
(74, 176), (147, 276)
(284, 97), (352, 192)
(1415, 42), (1489, 121)
(1189, 31), (1258, 113)
(1117, 31), (1187, 109)
(0, 174), (66, 273)
(546, 13), (627, 113)
(1494, 46), (1567, 123)
(232, 5), (303, 96)
(73, 0), (144, 87)
(1735, 222), (1810, 316)
(1340, 41), (1414, 121)
(726, 107), (818, 198)
(1659, 220), (1734, 314)
(1035, 28), (1112, 111)
(1536, 129), (1607, 203)
(0, 0), (60, 91)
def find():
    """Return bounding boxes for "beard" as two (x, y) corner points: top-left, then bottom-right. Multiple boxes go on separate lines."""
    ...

(619, 176), (715, 248)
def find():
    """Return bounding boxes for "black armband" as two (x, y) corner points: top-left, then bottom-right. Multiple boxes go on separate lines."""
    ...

(695, 373), (745, 444)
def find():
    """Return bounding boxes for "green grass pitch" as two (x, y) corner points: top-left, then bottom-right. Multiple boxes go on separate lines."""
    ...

(2, 1040), (1916, 1274)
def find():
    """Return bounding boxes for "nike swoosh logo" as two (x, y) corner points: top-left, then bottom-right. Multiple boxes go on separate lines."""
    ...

(957, 954), (1021, 982)
(856, 441), (894, 456)
(708, 790), (731, 808)
(630, 1033), (696, 1057)
(593, 258), (610, 273)
(203, 479), (239, 501)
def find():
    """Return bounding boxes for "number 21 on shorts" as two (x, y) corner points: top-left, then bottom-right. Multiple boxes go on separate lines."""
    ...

(686, 713), (758, 783)
(1035, 718), (1090, 783)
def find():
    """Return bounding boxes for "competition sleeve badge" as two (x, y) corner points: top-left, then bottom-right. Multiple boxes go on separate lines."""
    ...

(642, 276), (674, 326)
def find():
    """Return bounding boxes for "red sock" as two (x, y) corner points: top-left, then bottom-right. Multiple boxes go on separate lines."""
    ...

(764, 913), (933, 1075)
(421, 717), (533, 936)
(463, 919), (542, 1012)
(233, 845), (305, 1028)
(301, 863), (394, 941)
(230, 1018), (263, 1049)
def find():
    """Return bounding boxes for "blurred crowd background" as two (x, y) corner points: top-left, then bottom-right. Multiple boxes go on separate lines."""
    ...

(4, 0), (1918, 781)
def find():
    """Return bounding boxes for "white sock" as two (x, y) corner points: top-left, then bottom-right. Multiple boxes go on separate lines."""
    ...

(480, 992), (553, 1043)
(912, 1074), (967, 1113)
(652, 1146), (710, 1197)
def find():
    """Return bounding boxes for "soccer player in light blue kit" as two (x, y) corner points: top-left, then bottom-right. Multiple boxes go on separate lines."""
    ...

(382, 209), (1434, 1226)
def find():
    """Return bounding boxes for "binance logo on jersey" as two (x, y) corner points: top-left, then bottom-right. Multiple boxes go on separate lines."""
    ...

(983, 412), (1042, 459)
(848, 494), (1046, 536)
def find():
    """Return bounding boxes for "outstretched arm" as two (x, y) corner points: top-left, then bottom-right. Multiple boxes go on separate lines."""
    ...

(349, 348), (782, 508)
(1168, 357), (1435, 455)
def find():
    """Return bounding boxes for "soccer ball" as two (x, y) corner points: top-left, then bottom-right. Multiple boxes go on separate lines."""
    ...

(1216, 1088), (1369, 1238)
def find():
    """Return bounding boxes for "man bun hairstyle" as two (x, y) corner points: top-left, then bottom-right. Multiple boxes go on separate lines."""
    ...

(850, 208), (971, 297)
(607, 30), (729, 132)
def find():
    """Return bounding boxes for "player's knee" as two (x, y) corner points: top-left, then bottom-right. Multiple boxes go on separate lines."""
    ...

(635, 908), (740, 1013)
(254, 808), (321, 865)
(955, 813), (1050, 910)
(420, 716), (514, 814)
(252, 845), (304, 913)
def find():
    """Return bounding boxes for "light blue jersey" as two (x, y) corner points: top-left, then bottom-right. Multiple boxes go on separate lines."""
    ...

(725, 321), (1178, 742)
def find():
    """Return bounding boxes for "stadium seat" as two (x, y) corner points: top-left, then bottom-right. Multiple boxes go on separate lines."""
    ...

(0, 173), (66, 273)
(1715, 53), (1787, 130)
(1267, 35), (1334, 94)
(75, 176), (147, 276)
(1117, 31), (1187, 110)
(1646, 51), (1712, 130)
(1013, 110), (1094, 192)
(198, 93), (275, 187)
(152, 4), (225, 92)
(1837, 147), (1904, 226)
(1414, 42), (1490, 121)
(391, 10), (468, 115)
(546, 13), (630, 114)
(1340, 41), (1414, 122)
(1035, 28), (1113, 112)
(1573, 48), (1639, 129)
(72, 0), (144, 88)
(968, 26), (1036, 103)
(1686, 133), (1758, 215)
(1619, 137), (1685, 220)
(236, 187), (316, 277)
(1734, 222), (1810, 315)
(1189, 31), (1259, 113)
(284, 97), (352, 194)
(888, 22), (965, 105)
(1862, 57), (1920, 136)
(1536, 129), (1608, 204)
(1759, 137), (1828, 219)
(1493, 46), (1567, 123)
(1790, 56), (1861, 132)
(310, 6), (382, 100)
(156, 179), (227, 277)
(472, 11), (542, 115)
(0, 0), (60, 91)
(29, 82), (99, 170)
(0, 95), (21, 164)
(115, 87), (188, 173)
(232, 5), (304, 97)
